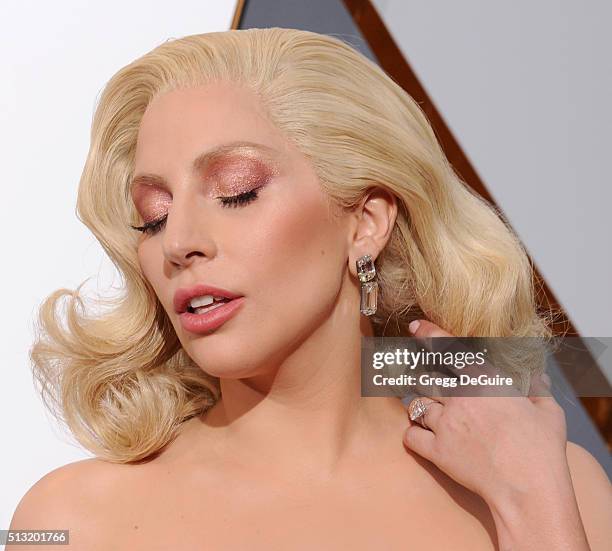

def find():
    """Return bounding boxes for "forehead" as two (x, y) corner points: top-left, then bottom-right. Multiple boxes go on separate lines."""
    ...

(133, 82), (292, 171)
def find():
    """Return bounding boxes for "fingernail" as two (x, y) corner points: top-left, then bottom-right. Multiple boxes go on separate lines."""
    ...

(409, 320), (421, 334)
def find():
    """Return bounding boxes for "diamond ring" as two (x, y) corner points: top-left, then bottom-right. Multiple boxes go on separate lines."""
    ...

(408, 397), (432, 430)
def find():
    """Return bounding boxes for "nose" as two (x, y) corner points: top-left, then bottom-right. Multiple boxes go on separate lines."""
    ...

(161, 193), (217, 268)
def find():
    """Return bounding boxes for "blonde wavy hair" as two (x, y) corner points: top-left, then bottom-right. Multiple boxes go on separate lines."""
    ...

(30, 27), (555, 464)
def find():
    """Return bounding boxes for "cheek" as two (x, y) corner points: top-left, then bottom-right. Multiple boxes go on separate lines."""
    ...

(136, 243), (167, 306)
(241, 192), (345, 319)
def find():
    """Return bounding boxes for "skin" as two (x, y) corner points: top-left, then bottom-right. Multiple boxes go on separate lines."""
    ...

(404, 320), (611, 550)
(8, 82), (612, 550)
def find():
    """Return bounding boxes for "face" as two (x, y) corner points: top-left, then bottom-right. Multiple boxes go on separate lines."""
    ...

(131, 82), (352, 377)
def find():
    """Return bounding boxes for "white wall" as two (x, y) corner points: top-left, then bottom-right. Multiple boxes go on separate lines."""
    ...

(372, 0), (612, 339)
(0, 0), (236, 532)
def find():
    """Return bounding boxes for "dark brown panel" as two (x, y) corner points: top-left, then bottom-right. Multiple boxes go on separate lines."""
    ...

(231, 0), (246, 29)
(343, 0), (610, 447)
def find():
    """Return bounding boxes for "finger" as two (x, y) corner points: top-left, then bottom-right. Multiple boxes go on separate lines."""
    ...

(403, 425), (437, 462)
(410, 319), (512, 397)
(413, 370), (458, 398)
(528, 371), (553, 403)
(422, 400), (444, 433)
(407, 396), (444, 432)
(408, 320), (484, 377)
(407, 395), (435, 424)
(409, 320), (456, 403)
(409, 319), (456, 358)
(409, 319), (454, 339)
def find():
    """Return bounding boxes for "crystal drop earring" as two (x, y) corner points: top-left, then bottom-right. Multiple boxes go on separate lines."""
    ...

(356, 254), (378, 316)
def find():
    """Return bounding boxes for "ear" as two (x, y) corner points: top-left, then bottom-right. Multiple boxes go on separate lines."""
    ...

(347, 186), (398, 276)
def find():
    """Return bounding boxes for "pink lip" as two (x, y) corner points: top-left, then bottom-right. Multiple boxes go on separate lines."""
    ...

(178, 296), (245, 335)
(173, 284), (243, 314)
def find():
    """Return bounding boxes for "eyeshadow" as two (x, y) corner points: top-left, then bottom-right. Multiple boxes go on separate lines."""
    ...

(129, 142), (283, 224)
(204, 155), (278, 196)
(131, 186), (171, 222)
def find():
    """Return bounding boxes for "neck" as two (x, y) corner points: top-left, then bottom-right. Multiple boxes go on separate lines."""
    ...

(185, 288), (409, 480)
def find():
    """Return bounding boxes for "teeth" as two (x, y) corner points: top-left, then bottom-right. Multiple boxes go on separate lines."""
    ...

(189, 295), (227, 309)
(193, 302), (226, 315)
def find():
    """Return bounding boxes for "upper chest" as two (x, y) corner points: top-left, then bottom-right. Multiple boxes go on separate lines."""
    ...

(93, 462), (497, 551)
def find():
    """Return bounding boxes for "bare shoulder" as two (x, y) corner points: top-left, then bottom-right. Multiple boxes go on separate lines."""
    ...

(9, 458), (118, 525)
(565, 441), (612, 550)
(566, 440), (611, 487)
(8, 458), (131, 550)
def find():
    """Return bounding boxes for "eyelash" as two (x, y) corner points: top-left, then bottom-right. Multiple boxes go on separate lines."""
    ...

(130, 188), (262, 236)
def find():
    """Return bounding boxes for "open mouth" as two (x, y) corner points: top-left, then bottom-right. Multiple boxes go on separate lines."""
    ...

(178, 296), (245, 334)
(186, 297), (232, 315)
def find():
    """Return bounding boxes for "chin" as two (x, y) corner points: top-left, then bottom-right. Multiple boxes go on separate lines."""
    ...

(192, 357), (264, 380)
(182, 336), (262, 375)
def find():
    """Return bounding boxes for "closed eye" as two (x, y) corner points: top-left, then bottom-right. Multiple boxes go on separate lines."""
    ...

(218, 188), (260, 208)
(130, 187), (262, 235)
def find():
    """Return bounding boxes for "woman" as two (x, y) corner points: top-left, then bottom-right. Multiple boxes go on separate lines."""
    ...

(9, 28), (610, 549)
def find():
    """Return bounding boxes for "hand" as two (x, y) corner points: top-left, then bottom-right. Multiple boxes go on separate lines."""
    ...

(402, 319), (590, 550)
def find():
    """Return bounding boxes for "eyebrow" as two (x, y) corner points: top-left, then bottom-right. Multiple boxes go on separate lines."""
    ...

(130, 140), (282, 190)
